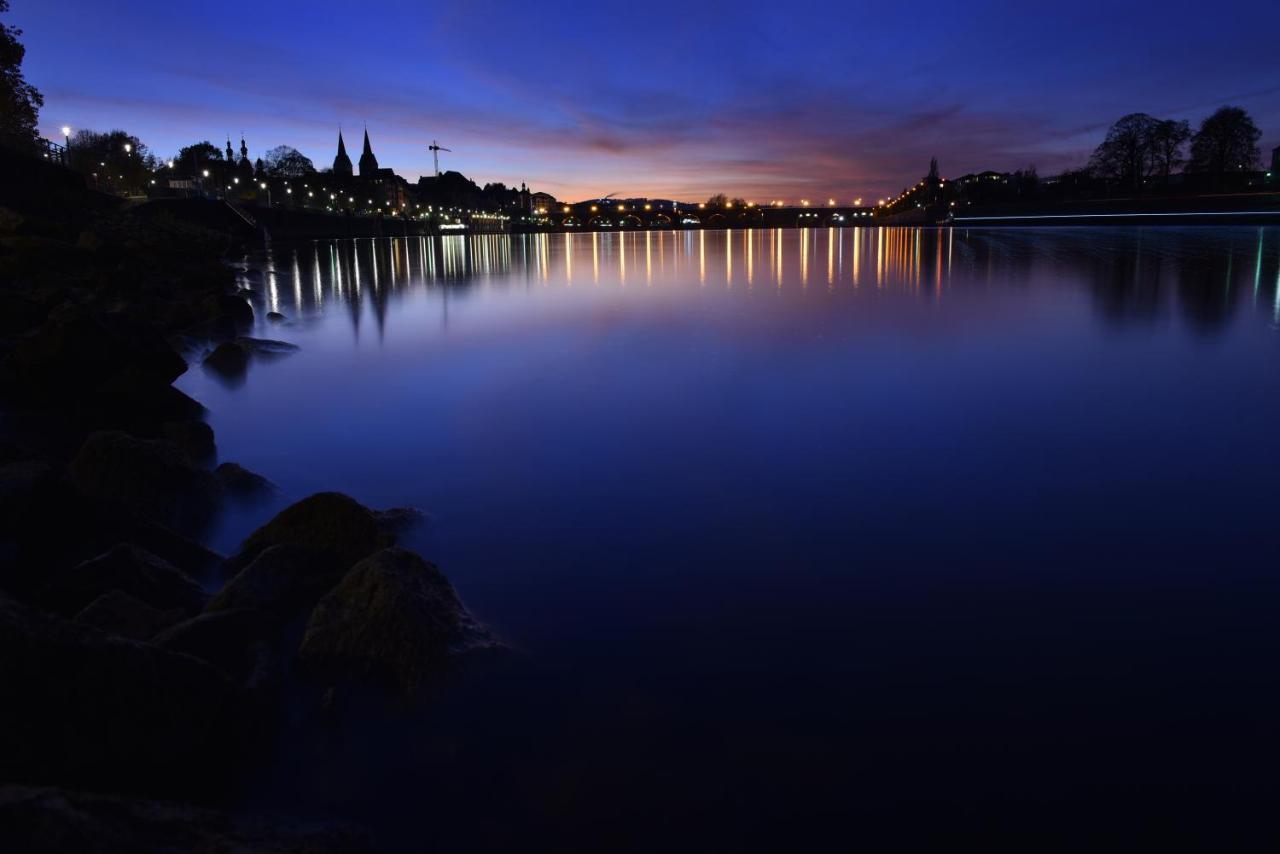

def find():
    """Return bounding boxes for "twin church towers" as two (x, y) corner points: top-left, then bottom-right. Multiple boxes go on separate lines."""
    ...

(331, 128), (385, 179)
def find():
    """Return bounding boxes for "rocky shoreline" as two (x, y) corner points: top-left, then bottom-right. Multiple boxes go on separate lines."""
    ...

(0, 163), (494, 851)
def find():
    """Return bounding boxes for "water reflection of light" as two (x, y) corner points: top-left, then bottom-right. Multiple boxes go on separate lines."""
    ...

(827, 228), (835, 289)
(726, 230), (732, 287)
(564, 233), (573, 285)
(745, 229), (754, 288)
(774, 228), (783, 288)
(699, 230), (706, 285)
(646, 231), (653, 287)
(852, 228), (861, 287)
(592, 232), (600, 285)
(265, 247), (279, 313)
(619, 232), (627, 285)
(800, 227), (809, 287)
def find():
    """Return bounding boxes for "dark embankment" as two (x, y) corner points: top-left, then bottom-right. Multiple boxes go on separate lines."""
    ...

(0, 149), (495, 852)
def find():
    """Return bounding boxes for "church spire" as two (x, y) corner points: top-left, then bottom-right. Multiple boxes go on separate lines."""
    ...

(358, 126), (379, 177)
(333, 128), (353, 177)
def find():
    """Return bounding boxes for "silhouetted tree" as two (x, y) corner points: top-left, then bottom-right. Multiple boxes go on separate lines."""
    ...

(1012, 165), (1039, 197)
(67, 129), (155, 192)
(0, 0), (42, 151)
(706, 193), (728, 206)
(172, 141), (222, 173)
(928, 157), (939, 180)
(1089, 113), (1159, 190)
(253, 158), (266, 179)
(1188, 106), (1261, 177)
(263, 145), (315, 178)
(1148, 119), (1191, 182)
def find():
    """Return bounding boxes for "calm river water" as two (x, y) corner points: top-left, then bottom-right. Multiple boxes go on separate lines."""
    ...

(178, 227), (1280, 851)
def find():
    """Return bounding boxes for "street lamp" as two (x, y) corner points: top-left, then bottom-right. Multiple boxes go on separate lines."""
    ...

(259, 181), (272, 207)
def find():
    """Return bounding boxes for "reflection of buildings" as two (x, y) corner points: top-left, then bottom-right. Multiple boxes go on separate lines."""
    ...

(258, 228), (1277, 343)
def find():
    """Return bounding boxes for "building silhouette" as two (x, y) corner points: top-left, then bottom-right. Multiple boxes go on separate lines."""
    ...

(359, 129), (379, 177)
(332, 130), (353, 177)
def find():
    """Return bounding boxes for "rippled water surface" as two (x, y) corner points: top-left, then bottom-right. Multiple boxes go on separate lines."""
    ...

(178, 227), (1280, 850)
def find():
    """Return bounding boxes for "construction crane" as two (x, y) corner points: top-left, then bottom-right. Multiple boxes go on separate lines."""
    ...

(428, 140), (451, 177)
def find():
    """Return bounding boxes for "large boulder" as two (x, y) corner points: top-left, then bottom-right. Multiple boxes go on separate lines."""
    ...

(0, 594), (238, 793)
(70, 431), (221, 536)
(0, 463), (220, 599)
(202, 340), (249, 377)
(73, 589), (187, 641)
(152, 608), (276, 686)
(42, 542), (206, 616)
(0, 785), (376, 854)
(208, 543), (334, 617)
(214, 461), (275, 498)
(223, 492), (387, 578)
(5, 308), (187, 399)
(161, 419), (216, 463)
(296, 548), (494, 692)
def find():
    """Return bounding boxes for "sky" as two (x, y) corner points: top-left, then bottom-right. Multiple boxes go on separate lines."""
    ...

(13, 0), (1280, 203)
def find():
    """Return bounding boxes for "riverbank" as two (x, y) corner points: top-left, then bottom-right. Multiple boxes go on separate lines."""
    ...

(0, 151), (495, 851)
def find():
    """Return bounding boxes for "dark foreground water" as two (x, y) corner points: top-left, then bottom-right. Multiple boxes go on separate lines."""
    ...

(179, 227), (1280, 851)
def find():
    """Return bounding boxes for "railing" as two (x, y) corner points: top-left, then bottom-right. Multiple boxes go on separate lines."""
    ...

(36, 138), (67, 165)
(224, 199), (258, 229)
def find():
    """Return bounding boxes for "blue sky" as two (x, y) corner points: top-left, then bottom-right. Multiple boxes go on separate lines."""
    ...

(14, 0), (1280, 201)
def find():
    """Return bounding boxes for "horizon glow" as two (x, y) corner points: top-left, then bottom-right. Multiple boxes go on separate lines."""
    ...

(14, 0), (1280, 202)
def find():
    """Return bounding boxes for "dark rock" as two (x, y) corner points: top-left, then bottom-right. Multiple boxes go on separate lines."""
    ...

(73, 589), (186, 641)
(0, 593), (238, 793)
(4, 309), (187, 404)
(296, 548), (494, 692)
(0, 785), (376, 854)
(70, 431), (221, 536)
(161, 419), (216, 463)
(43, 542), (206, 616)
(374, 506), (426, 536)
(203, 339), (249, 376)
(202, 337), (298, 378)
(266, 310), (286, 323)
(89, 369), (207, 429)
(224, 491), (388, 578)
(215, 461), (275, 497)
(236, 286), (265, 305)
(235, 336), (299, 357)
(1, 462), (220, 599)
(208, 543), (333, 617)
(209, 292), (253, 328)
(152, 608), (276, 684)
(0, 291), (45, 335)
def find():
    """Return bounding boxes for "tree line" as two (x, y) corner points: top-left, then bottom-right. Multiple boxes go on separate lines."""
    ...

(1089, 106), (1263, 190)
